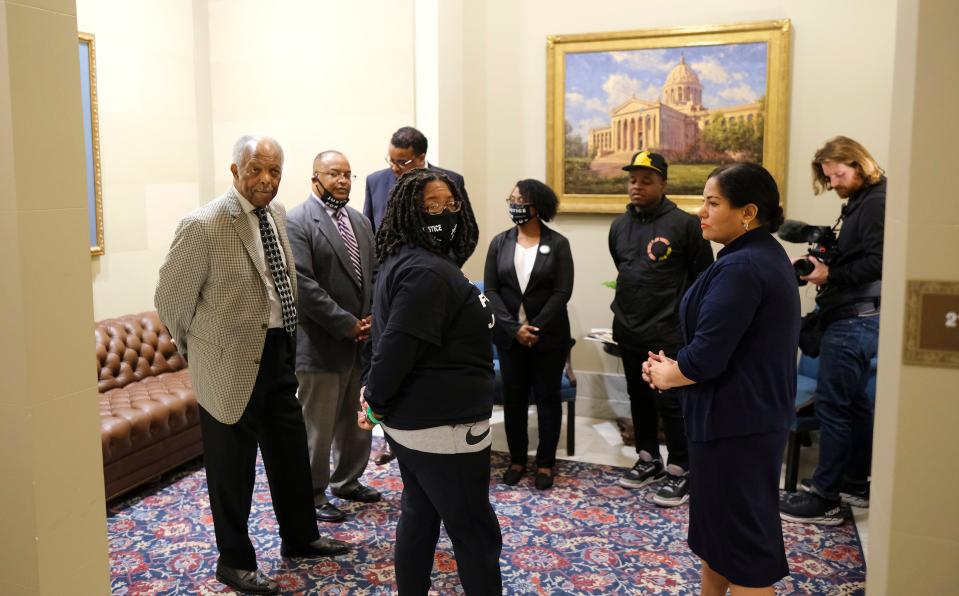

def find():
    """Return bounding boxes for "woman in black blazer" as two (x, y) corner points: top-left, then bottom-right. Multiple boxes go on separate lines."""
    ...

(645, 163), (800, 593)
(484, 179), (574, 490)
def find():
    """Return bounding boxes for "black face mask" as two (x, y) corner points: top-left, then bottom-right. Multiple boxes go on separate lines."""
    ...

(423, 212), (458, 249)
(314, 177), (349, 210)
(508, 203), (533, 225)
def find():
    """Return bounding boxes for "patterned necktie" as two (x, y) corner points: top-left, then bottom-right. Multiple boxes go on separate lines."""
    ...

(252, 207), (297, 335)
(335, 208), (363, 285)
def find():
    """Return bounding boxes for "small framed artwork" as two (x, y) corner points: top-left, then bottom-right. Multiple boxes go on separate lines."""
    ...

(79, 32), (105, 255)
(904, 280), (959, 369)
(547, 20), (791, 213)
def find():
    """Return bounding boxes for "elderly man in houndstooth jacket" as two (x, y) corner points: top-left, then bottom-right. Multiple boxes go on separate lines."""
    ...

(155, 135), (350, 595)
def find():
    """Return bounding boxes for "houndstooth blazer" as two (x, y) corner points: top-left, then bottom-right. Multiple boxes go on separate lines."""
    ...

(155, 187), (298, 424)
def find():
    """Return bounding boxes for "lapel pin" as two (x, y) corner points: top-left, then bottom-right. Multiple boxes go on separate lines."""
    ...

(539, 245), (551, 254)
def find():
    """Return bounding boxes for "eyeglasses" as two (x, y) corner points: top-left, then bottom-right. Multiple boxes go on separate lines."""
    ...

(505, 197), (530, 205)
(316, 170), (356, 181)
(423, 200), (462, 215)
(385, 156), (416, 168)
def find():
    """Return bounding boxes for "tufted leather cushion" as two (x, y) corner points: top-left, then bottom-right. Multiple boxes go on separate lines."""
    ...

(95, 312), (198, 464)
(95, 312), (186, 392)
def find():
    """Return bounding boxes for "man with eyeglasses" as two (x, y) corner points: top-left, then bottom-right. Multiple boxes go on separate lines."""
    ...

(287, 150), (381, 523)
(363, 126), (474, 465)
(363, 126), (472, 235)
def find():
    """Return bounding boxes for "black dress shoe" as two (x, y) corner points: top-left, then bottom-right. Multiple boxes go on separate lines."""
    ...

(503, 467), (526, 486)
(535, 472), (554, 490)
(215, 563), (278, 595)
(281, 536), (351, 558)
(333, 484), (381, 503)
(315, 502), (347, 522)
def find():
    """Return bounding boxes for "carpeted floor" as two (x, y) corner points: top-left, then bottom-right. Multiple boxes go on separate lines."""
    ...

(108, 443), (866, 595)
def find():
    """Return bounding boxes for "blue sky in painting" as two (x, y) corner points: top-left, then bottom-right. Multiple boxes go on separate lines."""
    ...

(565, 42), (767, 139)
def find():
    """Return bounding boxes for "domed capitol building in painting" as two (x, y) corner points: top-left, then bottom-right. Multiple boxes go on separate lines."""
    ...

(587, 56), (763, 172)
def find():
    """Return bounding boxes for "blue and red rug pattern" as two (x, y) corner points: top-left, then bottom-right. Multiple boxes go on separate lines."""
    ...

(108, 445), (865, 595)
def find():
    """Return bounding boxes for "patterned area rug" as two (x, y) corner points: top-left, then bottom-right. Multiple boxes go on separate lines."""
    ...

(108, 442), (865, 595)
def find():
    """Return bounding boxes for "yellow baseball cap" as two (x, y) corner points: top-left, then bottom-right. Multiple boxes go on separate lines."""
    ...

(622, 151), (668, 178)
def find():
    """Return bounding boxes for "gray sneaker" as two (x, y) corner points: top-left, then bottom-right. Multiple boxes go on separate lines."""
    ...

(618, 458), (665, 489)
(651, 467), (689, 507)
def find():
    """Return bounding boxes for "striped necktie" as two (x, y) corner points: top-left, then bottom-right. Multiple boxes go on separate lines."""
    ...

(335, 208), (363, 284)
(252, 207), (297, 335)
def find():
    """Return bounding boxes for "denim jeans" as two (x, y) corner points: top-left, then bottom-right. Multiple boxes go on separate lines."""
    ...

(811, 314), (879, 496)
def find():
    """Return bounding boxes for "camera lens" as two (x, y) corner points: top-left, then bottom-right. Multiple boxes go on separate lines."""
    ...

(794, 259), (815, 277)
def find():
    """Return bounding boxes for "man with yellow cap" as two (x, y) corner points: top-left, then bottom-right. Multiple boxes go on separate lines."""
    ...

(609, 150), (713, 506)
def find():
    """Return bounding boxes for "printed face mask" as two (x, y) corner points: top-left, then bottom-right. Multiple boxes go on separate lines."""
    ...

(314, 176), (349, 209)
(508, 202), (532, 225)
(423, 212), (458, 249)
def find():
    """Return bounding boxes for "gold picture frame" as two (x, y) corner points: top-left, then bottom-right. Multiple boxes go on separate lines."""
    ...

(547, 20), (792, 214)
(79, 32), (105, 256)
(903, 280), (959, 369)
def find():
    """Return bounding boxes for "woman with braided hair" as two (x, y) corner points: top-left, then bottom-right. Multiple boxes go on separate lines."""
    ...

(358, 168), (501, 594)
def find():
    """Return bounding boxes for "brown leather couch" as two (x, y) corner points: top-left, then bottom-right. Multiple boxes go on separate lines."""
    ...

(96, 312), (202, 500)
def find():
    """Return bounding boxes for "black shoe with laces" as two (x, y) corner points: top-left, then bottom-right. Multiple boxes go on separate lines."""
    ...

(651, 469), (689, 507)
(618, 458), (665, 489)
(800, 477), (870, 508)
(779, 490), (844, 526)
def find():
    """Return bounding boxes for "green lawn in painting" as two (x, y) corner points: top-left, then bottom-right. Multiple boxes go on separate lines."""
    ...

(565, 159), (716, 196)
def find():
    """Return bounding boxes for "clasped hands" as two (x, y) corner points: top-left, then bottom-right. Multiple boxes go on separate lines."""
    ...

(516, 324), (540, 348)
(642, 350), (681, 392)
(350, 315), (373, 343)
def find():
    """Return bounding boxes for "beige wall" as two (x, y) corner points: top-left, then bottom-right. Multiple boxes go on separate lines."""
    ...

(0, 0), (110, 593)
(83, 0), (416, 320)
(78, 0), (207, 320)
(205, 0), (415, 214)
(868, 0), (959, 591)
(456, 0), (898, 387)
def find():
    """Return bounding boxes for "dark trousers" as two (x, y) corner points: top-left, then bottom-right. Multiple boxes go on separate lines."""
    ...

(499, 343), (567, 468)
(620, 345), (689, 469)
(811, 316), (879, 495)
(386, 436), (503, 595)
(198, 329), (319, 570)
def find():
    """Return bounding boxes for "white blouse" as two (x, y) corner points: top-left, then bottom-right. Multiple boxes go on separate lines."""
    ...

(513, 242), (539, 324)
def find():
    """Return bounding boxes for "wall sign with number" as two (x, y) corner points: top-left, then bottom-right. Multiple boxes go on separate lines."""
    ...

(904, 280), (959, 368)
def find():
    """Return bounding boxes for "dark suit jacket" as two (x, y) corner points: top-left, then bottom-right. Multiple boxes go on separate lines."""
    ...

(483, 224), (574, 352)
(363, 164), (470, 233)
(287, 196), (375, 373)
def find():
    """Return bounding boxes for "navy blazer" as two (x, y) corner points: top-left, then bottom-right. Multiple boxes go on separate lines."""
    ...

(287, 196), (375, 373)
(483, 224), (574, 351)
(676, 229), (800, 442)
(363, 164), (470, 233)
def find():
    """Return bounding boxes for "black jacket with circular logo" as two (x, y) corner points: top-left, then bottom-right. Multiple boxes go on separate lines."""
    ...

(609, 197), (714, 350)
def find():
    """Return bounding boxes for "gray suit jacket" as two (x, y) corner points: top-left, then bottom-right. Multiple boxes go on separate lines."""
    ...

(154, 187), (298, 424)
(286, 196), (375, 373)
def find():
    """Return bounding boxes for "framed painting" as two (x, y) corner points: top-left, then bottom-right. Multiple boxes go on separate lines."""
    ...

(79, 32), (104, 255)
(547, 20), (791, 214)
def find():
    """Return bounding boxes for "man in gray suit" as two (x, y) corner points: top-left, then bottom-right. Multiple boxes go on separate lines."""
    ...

(156, 136), (349, 595)
(287, 150), (380, 523)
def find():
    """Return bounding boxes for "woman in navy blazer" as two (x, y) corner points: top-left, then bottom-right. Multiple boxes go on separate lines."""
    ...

(484, 179), (574, 490)
(645, 163), (800, 593)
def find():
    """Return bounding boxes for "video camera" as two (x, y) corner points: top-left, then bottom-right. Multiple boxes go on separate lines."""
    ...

(778, 220), (840, 286)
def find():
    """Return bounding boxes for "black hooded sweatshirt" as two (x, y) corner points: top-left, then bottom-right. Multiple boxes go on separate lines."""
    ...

(609, 197), (714, 350)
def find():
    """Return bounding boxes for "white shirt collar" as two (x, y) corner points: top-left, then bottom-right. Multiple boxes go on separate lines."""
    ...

(234, 187), (267, 215)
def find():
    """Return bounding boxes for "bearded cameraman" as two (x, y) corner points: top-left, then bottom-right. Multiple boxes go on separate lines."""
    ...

(779, 136), (886, 526)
